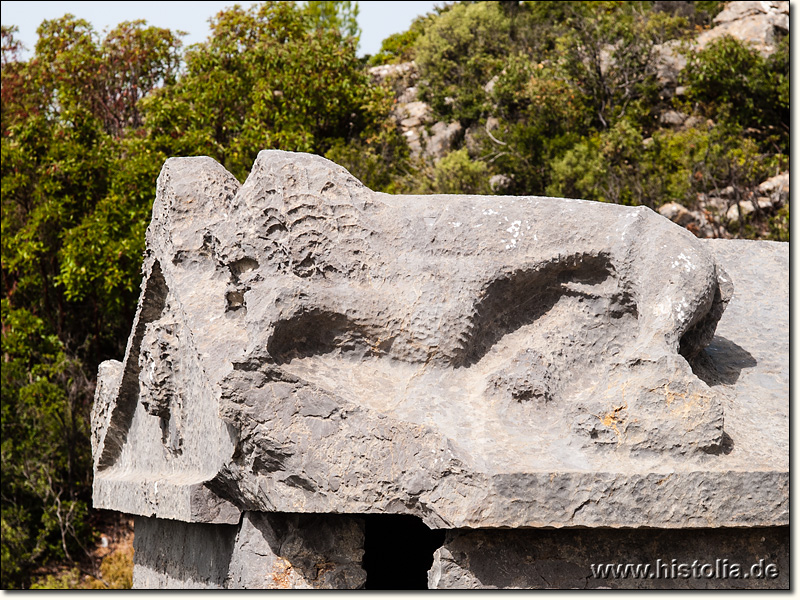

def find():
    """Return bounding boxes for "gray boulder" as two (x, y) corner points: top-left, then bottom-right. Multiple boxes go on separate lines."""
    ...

(369, 61), (461, 160)
(92, 151), (785, 535)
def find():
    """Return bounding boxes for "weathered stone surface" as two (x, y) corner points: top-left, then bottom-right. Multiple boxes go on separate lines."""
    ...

(658, 201), (694, 226)
(424, 120), (463, 158)
(133, 516), (237, 588)
(726, 200), (758, 222)
(133, 512), (365, 589)
(758, 171), (789, 206)
(367, 61), (416, 83)
(691, 239), (788, 463)
(428, 526), (788, 589)
(92, 151), (786, 533)
(697, 0), (789, 56)
(658, 202), (720, 238)
(489, 173), (513, 192)
(226, 513), (365, 589)
(659, 110), (688, 127)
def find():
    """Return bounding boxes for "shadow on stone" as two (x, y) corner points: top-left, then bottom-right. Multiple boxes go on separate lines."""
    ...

(703, 431), (734, 456)
(688, 336), (757, 387)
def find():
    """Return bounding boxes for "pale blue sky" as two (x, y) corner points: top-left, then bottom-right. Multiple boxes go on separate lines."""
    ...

(1, 0), (442, 57)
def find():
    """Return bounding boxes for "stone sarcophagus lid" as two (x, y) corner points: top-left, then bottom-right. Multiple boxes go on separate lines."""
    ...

(92, 151), (788, 589)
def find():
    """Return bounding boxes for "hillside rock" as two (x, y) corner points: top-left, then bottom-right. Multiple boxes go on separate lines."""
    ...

(658, 170), (788, 235)
(698, 0), (789, 55)
(367, 61), (416, 83)
(656, 0), (789, 91)
(659, 110), (688, 127)
(758, 171), (789, 206)
(369, 61), (461, 160)
(658, 202), (722, 238)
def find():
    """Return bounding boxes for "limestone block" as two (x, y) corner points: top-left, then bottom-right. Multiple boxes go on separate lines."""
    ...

(132, 517), (236, 589)
(92, 151), (787, 534)
(132, 512), (365, 589)
(659, 110), (688, 127)
(658, 201), (693, 226)
(726, 200), (756, 222)
(226, 513), (365, 589)
(428, 526), (788, 589)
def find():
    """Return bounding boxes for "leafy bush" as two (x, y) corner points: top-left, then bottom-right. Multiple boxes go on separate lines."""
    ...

(553, 1), (688, 131)
(1, 300), (94, 588)
(409, 148), (491, 195)
(416, 1), (512, 123)
(30, 545), (133, 589)
(143, 1), (391, 182)
(769, 203), (789, 242)
(30, 568), (83, 590)
(367, 13), (436, 66)
(548, 120), (781, 211)
(682, 34), (789, 153)
(476, 56), (588, 195)
(85, 546), (134, 589)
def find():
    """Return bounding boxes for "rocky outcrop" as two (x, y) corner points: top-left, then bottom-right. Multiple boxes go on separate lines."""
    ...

(92, 151), (787, 588)
(369, 61), (461, 160)
(697, 0), (789, 56)
(658, 202), (721, 238)
(657, 1), (789, 93)
(658, 171), (789, 234)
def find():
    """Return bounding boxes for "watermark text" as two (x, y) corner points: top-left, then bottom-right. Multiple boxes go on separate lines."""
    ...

(590, 559), (779, 580)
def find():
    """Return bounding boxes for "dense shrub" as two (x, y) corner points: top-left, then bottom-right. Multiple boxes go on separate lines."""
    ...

(682, 33), (789, 153)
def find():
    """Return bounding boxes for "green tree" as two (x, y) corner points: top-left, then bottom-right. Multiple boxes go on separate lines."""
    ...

(2, 5), (408, 585)
(553, 1), (688, 130)
(548, 120), (782, 214)
(367, 12), (438, 66)
(1, 18), (182, 588)
(143, 1), (402, 183)
(408, 148), (492, 195)
(304, 1), (360, 41)
(416, 1), (511, 123)
(473, 56), (588, 195)
(1, 299), (93, 586)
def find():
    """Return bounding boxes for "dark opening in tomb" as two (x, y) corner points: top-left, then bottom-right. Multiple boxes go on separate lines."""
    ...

(362, 514), (446, 590)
